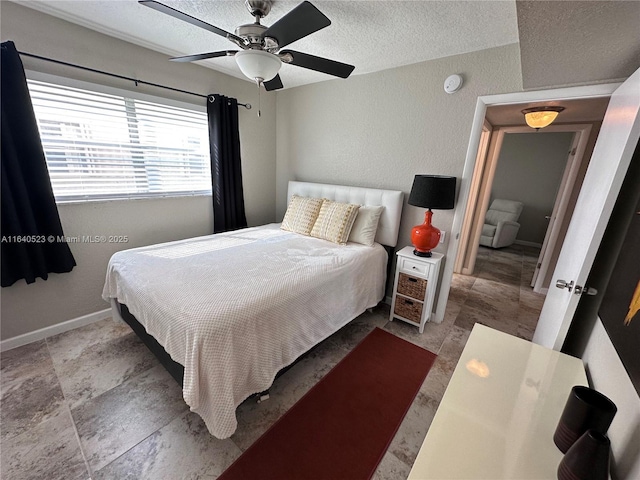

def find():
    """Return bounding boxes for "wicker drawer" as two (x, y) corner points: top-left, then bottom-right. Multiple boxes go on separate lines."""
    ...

(394, 296), (423, 324)
(397, 273), (427, 300)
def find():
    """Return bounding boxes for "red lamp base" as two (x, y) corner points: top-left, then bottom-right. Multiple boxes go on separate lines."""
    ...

(411, 209), (441, 257)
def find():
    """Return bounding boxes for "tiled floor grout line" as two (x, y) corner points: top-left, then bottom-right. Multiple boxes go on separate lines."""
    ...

(94, 409), (188, 476)
(45, 336), (93, 479)
(44, 332), (186, 478)
(66, 403), (93, 479)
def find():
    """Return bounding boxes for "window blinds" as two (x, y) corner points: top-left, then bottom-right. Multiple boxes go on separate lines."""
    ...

(27, 79), (211, 201)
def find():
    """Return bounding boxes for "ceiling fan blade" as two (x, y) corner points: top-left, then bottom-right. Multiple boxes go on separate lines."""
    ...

(263, 1), (331, 48)
(170, 51), (237, 63)
(264, 75), (284, 91)
(139, 0), (243, 44)
(282, 50), (355, 79)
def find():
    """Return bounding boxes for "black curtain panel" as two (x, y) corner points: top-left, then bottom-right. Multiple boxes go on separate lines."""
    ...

(1, 41), (76, 287)
(207, 94), (247, 233)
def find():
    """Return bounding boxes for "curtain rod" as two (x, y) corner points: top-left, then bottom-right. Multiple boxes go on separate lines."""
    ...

(18, 50), (252, 110)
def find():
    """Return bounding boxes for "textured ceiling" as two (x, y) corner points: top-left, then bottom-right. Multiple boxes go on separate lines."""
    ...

(12, 0), (640, 91)
(517, 1), (640, 89)
(14, 0), (519, 89)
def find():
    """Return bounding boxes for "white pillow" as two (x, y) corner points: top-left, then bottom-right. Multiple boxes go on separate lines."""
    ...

(348, 205), (384, 246)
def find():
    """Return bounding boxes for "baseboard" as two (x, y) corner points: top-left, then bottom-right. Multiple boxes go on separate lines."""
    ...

(0, 308), (112, 352)
(514, 240), (543, 248)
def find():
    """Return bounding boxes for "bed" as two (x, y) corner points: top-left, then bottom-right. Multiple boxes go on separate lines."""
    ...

(102, 181), (404, 439)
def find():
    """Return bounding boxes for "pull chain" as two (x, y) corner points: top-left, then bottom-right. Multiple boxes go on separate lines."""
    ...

(255, 78), (262, 118)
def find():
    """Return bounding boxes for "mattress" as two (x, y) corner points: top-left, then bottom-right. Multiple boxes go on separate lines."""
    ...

(102, 223), (387, 438)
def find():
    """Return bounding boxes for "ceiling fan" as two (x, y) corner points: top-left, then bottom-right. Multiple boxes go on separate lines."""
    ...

(139, 0), (355, 91)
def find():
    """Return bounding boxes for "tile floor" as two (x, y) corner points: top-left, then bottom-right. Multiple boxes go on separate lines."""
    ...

(1, 244), (544, 480)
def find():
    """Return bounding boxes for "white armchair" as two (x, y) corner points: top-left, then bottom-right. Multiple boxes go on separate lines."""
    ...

(479, 199), (524, 249)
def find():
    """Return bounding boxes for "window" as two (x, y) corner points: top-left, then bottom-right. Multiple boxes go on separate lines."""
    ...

(27, 79), (211, 201)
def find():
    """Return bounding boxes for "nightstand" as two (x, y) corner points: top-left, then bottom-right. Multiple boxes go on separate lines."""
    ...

(389, 246), (443, 333)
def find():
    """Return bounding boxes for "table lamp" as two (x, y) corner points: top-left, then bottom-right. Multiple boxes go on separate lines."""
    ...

(408, 175), (456, 257)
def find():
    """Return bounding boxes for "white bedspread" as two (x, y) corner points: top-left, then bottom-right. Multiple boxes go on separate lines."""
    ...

(102, 223), (387, 438)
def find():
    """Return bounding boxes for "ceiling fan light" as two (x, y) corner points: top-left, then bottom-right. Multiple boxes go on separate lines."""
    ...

(235, 50), (281, 82)
(522, 106), (565, 129)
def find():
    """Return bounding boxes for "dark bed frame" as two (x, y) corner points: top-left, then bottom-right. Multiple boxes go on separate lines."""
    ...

(120, 303), (185, 386)
(121, 303), (311, 397)
(119, 299), (374, 392)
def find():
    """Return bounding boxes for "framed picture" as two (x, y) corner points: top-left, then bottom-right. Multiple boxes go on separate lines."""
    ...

(598, 195), (640, 395)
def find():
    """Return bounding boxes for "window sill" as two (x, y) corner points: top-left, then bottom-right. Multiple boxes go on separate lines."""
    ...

(56, 193), (212, 206)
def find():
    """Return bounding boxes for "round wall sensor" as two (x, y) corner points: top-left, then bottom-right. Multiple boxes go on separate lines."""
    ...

(444, 74), (463, 94)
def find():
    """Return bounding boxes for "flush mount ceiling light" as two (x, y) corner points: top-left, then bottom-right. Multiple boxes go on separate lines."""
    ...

(522, 106), (566, 130)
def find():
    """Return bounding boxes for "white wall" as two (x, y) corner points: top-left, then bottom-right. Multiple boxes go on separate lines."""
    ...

(0, 2), (277, 340)
(275, 43), (523, 228)
(2, 197), (214, 339)
(275, 43), (523, 304)
(491, 132), (574, 244)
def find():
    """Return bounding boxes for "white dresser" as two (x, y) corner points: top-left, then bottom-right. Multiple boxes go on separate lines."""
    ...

(408, 324), (588, 479)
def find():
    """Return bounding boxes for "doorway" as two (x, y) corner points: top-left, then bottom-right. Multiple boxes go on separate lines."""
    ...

(455, 122), (598, 295)
(433, 83), (619, 326)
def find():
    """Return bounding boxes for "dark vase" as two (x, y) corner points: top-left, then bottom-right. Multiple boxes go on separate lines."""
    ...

(557, 430), (611, 480)
(553, 386), (617, 453)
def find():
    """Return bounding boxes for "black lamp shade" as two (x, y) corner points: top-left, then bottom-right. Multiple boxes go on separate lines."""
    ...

(408, 175), (456, 210)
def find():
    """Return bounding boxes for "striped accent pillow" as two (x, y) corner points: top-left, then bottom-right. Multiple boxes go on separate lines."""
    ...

(281, 195), (325, 235)
(310, 200), (360, 245)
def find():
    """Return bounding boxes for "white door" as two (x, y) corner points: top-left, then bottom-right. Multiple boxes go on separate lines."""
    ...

(531, 125), (592, 293)
(533, 68), (640, 350)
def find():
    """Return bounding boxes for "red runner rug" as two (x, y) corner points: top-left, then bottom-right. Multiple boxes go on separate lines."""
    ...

(219, 327), (437, 480)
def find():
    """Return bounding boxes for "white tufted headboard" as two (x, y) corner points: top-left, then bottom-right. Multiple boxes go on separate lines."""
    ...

(287, 181), (404, 247)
